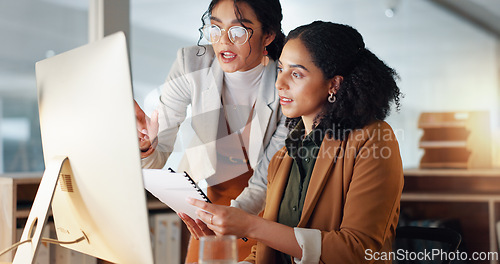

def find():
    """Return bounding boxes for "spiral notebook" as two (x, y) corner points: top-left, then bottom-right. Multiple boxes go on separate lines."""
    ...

(142, 168), (210, 221)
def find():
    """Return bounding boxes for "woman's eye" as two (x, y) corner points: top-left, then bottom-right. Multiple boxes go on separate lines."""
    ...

(277, 67), (283, 73)
(292, 72), (302, 78)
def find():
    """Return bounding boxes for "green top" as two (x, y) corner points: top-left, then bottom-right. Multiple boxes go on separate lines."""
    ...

(277, 121), (324, 263)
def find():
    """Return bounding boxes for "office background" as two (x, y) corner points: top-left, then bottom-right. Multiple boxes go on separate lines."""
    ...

(0, 0), (499, 173)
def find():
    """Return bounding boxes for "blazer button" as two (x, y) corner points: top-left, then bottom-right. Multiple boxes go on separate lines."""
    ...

(292, 206), (297, 211)
(305, 158), (310, 162)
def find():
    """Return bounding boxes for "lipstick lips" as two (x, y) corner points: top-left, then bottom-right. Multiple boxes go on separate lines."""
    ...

(220, 50), (237, 63)
(279, 95), (293, 105)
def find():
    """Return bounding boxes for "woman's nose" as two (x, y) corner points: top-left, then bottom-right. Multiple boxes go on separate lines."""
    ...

(275, 74), (287, 90)
(219, 29), (232, 45)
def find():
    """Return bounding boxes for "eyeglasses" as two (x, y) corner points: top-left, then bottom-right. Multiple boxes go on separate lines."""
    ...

(203, 24), (250, 45)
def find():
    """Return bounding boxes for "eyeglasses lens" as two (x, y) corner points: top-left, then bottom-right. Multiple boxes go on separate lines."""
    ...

(228, 27), (248, 45)
(204, 25), (248, 45)
(206, 25), (220, 43)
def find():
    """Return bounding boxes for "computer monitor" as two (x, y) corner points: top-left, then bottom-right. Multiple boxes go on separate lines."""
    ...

(13, 32), (154, 264)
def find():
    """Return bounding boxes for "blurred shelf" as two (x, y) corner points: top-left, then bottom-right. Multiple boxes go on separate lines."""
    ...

(418, 111), (491, 169)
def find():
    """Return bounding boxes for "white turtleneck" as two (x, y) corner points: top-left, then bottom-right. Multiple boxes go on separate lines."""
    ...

(222, 63), (264, 133)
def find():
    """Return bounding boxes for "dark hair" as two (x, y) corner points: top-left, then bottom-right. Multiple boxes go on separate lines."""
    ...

(285, 21), (402, 140)
(197, 0), (285, 61)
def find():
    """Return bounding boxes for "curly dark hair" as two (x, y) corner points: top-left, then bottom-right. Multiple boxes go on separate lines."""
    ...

(197, 0), (285, 61)
(285, 21), (402, 140)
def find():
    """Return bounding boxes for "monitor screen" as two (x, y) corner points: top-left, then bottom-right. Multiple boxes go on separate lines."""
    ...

(34, 32), (153, 264)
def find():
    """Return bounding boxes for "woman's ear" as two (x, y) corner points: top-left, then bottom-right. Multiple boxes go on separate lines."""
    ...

(263, 32), (276, 47)
(328, 75), (344, 94)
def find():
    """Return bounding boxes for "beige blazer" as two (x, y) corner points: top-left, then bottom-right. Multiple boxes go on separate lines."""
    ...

(246, 121), (404, 263)
(142, 45), (288, 184)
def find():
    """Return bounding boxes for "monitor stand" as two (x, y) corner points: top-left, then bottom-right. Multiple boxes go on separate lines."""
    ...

(12, 156), (88, 264)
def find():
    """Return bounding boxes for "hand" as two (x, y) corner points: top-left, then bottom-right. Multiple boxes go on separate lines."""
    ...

(187, 199), (302, 259)
(187, 197), (259, 239)
(134, 100), (159, 158)
(177, 212), (215, 240)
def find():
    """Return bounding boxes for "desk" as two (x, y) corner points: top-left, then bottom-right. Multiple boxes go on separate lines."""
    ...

(402, 169), (500, 264)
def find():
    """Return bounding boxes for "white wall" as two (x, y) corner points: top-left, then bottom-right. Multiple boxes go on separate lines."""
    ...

(286, 0), (498, 168)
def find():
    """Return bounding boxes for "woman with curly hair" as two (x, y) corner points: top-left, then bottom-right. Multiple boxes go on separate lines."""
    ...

(181, 21), (404, 263)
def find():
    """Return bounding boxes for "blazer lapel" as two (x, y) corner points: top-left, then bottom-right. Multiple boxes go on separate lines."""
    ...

(248, 60), (277, 167)
(200, 59), (223, 142)
(264, 153), (293, 222)
(297, 137), (343, 227)
(189, 58), (223, 177)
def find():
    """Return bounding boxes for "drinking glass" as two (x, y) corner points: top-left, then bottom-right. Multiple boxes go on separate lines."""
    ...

(199, 235), (237, 264)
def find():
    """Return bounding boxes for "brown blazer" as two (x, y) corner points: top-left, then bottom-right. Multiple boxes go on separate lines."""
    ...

(245, 121), (404, 263)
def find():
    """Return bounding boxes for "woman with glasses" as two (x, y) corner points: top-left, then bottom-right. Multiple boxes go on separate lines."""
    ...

(135, 0), (287, 261)
(183, 21), (404, 263)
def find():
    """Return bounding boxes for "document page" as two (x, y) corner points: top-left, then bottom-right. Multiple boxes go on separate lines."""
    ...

(142, 169), (208, 221)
